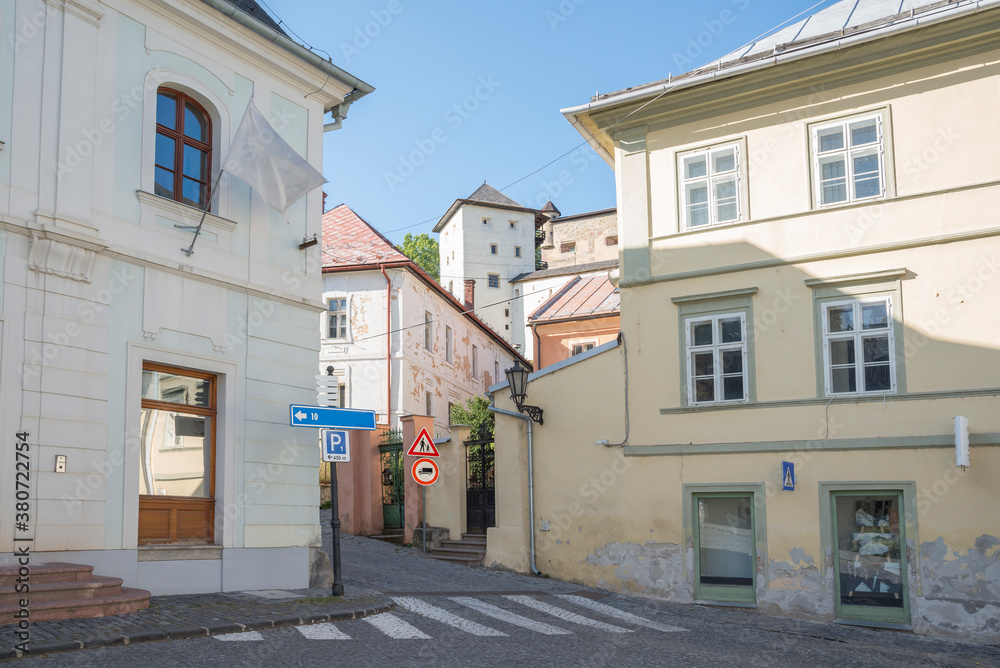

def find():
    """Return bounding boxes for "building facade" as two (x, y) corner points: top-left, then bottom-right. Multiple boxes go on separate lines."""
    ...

(0, 0), (370, 594)
(435, 184), (540, 352)
(488, 0), (1000, 643)
(321, 204), (525, 438)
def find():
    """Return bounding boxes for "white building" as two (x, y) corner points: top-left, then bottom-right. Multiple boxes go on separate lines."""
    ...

(0, 0), (371, 595)
(320, 205), (527, 438)
(434, 184), (540, 352)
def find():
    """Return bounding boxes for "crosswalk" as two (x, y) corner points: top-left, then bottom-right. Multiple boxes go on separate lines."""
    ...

(214, 594), (686, 643)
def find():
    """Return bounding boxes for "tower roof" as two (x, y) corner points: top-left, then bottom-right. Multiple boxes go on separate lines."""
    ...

(466, 183), (524, 208)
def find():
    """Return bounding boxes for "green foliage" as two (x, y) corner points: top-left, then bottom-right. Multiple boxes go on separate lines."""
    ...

(399, 233), (440, 280)
(450, 396), (494, 441)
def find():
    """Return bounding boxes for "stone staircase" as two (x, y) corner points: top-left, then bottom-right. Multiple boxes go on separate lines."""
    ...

(0, 562), (150, 624)
(429, 533), (487, 566)
(371, 527), (405, 545)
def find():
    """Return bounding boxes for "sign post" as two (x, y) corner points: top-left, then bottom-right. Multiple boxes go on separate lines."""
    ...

(289, 404), (374, 598)
(411, 457), (440, 552)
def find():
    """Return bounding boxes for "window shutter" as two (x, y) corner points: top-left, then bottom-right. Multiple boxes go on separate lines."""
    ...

(345, 295), (353, 342)
(877, 116), (887, 197)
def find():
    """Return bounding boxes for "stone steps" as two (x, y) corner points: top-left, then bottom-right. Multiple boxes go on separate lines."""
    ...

(0, 563), (150, 624)
(372, 528), (405, 545)
(429, 533), (487, 567)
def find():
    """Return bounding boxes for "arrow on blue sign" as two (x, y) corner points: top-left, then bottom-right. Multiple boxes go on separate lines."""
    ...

(289, 405), (376, 430)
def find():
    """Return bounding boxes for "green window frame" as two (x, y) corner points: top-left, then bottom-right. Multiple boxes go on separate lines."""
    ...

(684, 483), (767, 605)
(807, 271), (906, 398)
(820, 484), (914, 626)
(673, 288), (757, 407)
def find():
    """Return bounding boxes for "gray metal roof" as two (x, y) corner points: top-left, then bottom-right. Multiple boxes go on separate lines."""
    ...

(713, 0), (951, 66)
(566, 0), (1000, 113)
(466, 183), (524, 208)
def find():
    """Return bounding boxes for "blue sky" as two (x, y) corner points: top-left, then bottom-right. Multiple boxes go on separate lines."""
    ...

(261, 0), (832, 244)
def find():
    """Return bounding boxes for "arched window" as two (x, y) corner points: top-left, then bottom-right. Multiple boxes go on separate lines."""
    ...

(154, 88), (213, 209)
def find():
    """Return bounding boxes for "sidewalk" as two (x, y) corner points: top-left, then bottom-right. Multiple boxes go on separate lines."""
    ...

(0, 586), (393, 661)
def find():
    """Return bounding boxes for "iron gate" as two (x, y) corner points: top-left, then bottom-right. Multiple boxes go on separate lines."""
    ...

(379, 430), (404, 529)
(465, 438), (495, 534)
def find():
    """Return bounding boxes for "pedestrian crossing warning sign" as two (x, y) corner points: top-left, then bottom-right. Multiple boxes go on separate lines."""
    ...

(406, 427), (440, 457)
(781, 461), (795, 491)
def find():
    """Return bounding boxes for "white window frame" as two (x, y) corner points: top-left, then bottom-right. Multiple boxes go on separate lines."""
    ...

(326, 296), (350, 341)
(424, 311), (433, 350)
(811, 111), (886, 208)
(677, 140), (744, 230)
(571, 341), (596, 356)
(445, 326), (453, 363)
(821, 297), (896, 396)
(685, 312), (749, 405)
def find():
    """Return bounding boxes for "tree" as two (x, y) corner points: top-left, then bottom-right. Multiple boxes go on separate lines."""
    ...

(399, 233), (440, 280)
(450, 396), (494, 441)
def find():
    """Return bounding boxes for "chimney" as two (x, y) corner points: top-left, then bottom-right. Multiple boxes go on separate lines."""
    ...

(464, 279), (476, 311)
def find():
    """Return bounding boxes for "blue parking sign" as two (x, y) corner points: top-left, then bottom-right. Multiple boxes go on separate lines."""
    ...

(322, 430), (350, 463)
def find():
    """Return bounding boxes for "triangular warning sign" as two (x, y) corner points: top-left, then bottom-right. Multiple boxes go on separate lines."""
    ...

(783, 468), (794, 489)
(406, 427), (440, 457)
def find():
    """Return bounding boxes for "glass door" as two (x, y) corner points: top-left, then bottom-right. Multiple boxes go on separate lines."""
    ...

(693, 493), (756, 603)
(832, 491), (909, 623)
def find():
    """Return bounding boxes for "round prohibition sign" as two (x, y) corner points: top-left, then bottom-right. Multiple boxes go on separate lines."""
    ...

(411, 457), (439, 486)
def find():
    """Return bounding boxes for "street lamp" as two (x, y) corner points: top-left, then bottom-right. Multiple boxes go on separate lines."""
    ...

(505, 360), (543, 425)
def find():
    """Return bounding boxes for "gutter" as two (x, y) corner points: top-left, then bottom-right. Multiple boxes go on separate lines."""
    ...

(199, 0), (374, 127)
(487, 396), (540, 576)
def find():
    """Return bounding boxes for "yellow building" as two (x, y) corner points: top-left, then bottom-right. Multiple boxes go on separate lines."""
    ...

(485, 0), (1000, 643)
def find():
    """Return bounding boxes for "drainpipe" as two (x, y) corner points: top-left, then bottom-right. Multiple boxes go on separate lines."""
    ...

(488, 397), (540, 576)
(380, 265), (392, 426)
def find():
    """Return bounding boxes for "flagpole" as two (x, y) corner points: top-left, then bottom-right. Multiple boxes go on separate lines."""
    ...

(181, 169), (226, 257)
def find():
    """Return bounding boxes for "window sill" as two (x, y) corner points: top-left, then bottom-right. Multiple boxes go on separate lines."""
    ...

(136, 190), (237, 234)
(692, 599), (757, 609)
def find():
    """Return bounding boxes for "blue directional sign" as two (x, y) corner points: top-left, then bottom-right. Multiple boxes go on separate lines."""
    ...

(321, 430), (350, 463)
(781, 461), (795, 491)
(289, 405), (376, 430)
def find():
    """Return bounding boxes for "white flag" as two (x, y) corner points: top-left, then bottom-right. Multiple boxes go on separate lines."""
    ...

(223, 100), (327, 219)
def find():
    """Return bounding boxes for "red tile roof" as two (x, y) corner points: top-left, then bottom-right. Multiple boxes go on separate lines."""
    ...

(528, 274), (620, 323)
(321, 204), (408, 268)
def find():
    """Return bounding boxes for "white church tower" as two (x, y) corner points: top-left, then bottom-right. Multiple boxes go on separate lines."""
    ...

(434, 184), (541, 352)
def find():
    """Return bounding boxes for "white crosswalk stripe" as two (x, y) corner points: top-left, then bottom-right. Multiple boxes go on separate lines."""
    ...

(296, 623), (351, 640)
(393, 596), (507, 637)
(214, 631), (264, 641)
(449, 597), (572, 635)
(363, 613), (431, 639)
(556, 595), (687, 633)
(504, 595), (633, 633)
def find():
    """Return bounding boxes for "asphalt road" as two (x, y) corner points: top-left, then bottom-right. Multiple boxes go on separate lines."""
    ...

(13, 513), (1000, 667)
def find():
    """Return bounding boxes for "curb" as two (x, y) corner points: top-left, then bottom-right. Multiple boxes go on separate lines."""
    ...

(0, 600), (395, 661)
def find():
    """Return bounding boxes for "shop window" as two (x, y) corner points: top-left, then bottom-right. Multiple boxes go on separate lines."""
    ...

(138, 363), (216, 544)
(832, 491), (909, 623)
(690, 490), (761, 604)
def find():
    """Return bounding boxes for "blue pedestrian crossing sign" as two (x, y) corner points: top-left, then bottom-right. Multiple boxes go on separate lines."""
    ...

(781, 461), (795, 491)
(321, 430), (350, 463)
